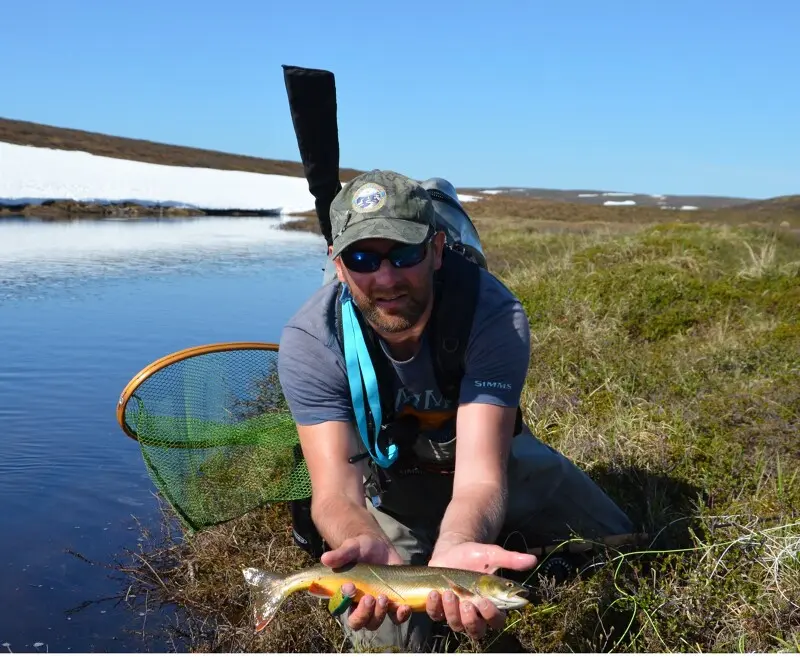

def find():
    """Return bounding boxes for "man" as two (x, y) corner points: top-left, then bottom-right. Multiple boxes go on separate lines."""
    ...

(277, 169), (633, 651)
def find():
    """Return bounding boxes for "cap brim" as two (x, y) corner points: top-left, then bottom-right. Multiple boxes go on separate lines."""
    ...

(330, 217), (431, 258)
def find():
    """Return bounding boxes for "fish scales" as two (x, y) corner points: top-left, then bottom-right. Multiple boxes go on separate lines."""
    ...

(243, 562), (531, 632)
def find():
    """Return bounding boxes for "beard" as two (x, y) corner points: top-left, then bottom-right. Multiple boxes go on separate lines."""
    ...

(351, 278), (433, 334)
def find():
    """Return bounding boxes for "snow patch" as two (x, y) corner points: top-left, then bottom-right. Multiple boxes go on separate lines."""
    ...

(603, 200), (637, 206)
(0, 142), (317, 214)
(457, 194), (482, 203)
(479, 189), (504, 195)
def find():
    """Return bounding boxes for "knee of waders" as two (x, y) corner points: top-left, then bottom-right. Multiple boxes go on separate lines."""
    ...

(290, 497), (327, 559)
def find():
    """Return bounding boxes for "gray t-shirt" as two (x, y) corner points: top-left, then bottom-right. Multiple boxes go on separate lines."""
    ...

(277, 267), (530, 463)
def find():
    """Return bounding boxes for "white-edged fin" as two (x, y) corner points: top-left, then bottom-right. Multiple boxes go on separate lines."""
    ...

(443, 576), (478, 601)
(243, 567), (274, 587)
(241, 567), (288, 633)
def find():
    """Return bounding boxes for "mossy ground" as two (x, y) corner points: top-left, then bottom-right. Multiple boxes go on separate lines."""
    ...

(116, 210), (799, 652)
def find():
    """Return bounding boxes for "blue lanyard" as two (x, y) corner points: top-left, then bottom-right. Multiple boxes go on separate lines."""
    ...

(340, 286), (398, 469)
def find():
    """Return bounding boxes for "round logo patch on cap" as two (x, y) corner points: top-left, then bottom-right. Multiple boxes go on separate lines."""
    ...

(351, 183), (387, 213)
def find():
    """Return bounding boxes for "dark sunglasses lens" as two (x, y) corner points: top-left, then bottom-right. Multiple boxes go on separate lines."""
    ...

(343, 241), (428, 273)
(342, 250), (381, 273)
(391, 243), (427, 267)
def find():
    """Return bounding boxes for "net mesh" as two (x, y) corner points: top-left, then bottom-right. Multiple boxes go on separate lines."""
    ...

(121, 346), (310, 531)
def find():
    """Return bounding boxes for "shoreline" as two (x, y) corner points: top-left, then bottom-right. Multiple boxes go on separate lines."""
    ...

(0, 200), (308, 219)
(3, 198), (796, 235)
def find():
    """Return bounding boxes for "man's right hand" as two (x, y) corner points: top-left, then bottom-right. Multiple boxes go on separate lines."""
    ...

(320, 534), (412, 631)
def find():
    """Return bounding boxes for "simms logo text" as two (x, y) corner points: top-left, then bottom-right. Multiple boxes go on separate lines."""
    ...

(475, 380), (513, 391)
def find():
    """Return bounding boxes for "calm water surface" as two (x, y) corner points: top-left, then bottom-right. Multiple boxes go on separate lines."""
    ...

(0, 216), (326, 651)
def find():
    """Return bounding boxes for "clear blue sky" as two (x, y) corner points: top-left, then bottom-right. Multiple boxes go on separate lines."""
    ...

(3, 0), (798, 199)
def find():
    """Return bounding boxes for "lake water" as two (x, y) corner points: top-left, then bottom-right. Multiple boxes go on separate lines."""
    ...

(0, 216), (326, 652)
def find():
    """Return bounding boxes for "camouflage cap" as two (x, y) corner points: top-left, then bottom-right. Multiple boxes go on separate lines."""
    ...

(329, 170), (435, 259)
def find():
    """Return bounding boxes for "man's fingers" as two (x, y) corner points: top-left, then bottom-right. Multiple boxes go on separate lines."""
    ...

(363, 595), (389, 631)
(346, 595), (376, 631)
(504, 551), (538, 571)
(486, 545), (538, 572)
(460, 601), (487, 640)
(387, 550), (406, 566)
(477, 598), (507, 632)
(442, 590), (464, 633)
(387, 603), (412, 625)
(426, 590), (445, 622)
(320, 540), (357, 568)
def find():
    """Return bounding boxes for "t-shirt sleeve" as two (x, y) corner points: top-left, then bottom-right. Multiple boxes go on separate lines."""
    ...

(278, 325), (354, 426)
(459, 277), (531, 408)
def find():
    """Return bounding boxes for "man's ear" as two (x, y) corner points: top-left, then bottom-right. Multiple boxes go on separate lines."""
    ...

(333, 255), (347, 283)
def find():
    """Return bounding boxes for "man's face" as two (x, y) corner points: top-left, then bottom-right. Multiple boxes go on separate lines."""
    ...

(335, 232), (446, 334)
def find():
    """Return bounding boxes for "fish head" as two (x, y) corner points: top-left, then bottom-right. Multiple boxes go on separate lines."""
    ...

(474, 574), (531, 610)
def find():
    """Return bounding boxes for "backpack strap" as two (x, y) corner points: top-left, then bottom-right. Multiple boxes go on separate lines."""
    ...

(428, 249), (481, 404)
(429, 249), (525, 436)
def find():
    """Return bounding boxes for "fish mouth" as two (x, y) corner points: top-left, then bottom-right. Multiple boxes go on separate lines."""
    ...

(510, 585), (531, 602)
(500, 584), (532, 608)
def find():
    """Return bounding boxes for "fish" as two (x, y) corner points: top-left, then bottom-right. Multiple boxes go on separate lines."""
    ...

(242, 562), (531, 632)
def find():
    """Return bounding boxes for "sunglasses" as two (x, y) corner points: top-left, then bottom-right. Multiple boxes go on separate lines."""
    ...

(341, 238), (431, 274)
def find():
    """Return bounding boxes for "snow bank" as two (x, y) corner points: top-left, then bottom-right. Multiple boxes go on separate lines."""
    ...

(0, 142), (317, 214)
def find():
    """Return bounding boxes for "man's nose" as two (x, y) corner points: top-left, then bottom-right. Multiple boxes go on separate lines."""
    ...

(372, 257), (401, 285)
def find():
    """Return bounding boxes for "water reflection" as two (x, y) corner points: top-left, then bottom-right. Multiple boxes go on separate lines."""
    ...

(0, 215), (324, 651)
(0, 215), (324, 301)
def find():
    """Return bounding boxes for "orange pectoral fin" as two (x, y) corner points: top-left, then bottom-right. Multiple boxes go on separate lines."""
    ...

(443, 578), (475, 601)
(308, 582), (334, 598)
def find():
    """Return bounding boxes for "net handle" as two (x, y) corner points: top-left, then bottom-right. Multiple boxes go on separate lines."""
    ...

(116, 341), (280, 441)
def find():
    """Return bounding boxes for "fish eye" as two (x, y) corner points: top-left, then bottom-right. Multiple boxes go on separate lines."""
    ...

(505, 582), (513, 588)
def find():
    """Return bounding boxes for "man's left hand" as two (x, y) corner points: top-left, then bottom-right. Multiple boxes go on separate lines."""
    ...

(425, 542), (537, 640)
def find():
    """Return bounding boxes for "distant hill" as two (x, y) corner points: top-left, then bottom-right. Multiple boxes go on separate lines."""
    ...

(730, 195), (800, 213)
(0, 117), (365, 181)
(0, 117), (792, 215)
(460, 186), (757, 211)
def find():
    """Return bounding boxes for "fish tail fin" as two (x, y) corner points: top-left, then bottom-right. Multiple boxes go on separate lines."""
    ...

(242, 566), (289, 632)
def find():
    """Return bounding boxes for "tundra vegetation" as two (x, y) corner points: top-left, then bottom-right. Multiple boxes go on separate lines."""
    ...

(112, 195), (799, 653)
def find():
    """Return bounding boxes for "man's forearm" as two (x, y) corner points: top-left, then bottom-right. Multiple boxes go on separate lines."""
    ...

(311, 493), (391, 549)
(431, 482), (508, 558)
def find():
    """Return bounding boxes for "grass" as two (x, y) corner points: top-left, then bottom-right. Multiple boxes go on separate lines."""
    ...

(113, 209), (799, 652)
